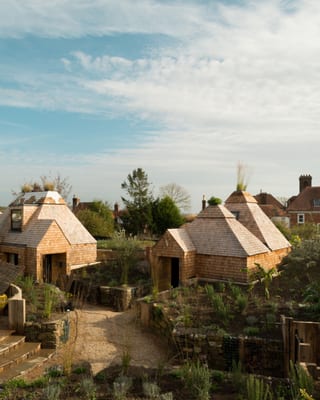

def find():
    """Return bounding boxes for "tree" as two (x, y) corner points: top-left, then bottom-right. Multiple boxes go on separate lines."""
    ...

(159, 183), (191, 213)
(152, 196), (185, 235)
(76, 200), (114, 238)
(109, 230), (140, 285)
(121, 168), (153, 236)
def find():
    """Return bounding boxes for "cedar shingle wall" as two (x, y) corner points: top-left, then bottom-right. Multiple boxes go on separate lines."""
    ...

(68, 244), (97, 269)
(196, 254), (249, 283)
(152, 232), (185, 258)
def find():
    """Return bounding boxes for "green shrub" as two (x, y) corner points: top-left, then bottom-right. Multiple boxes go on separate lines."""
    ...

(245, 374), (273, 400)
(179, 360), (212, 400)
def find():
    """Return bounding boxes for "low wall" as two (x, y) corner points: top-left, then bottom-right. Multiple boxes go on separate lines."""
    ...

(138, 300), (284, 377)
(24, 313), (71, 349)
(100, 285), (148, 311)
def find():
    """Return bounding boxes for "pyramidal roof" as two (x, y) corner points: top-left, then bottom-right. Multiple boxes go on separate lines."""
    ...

(225, 190), (291, 251)
(184, 204), (269, 257)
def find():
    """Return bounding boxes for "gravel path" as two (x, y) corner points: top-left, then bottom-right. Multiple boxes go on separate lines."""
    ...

(24, 303), (170, 379)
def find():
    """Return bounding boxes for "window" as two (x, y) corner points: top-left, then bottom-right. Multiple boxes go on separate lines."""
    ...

(313, 199), (320, 207)
(6, 253), (18, 265)
(231, 211), (240, 220)
(11, 209), (22, 231)
(297, 214), (305, 224)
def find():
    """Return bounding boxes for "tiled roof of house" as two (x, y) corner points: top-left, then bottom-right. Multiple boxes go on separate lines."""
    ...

(185, 205), (270, 257)
(168, 228), (196, 252)
(287, 186), (320, 211)
(225, 191), (291, 251)
(254, 192), (286, 218)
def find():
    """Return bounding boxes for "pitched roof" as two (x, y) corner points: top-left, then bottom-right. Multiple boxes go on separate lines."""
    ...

(185, 205), (270, 257)
(0, 192), (96, 247)
(167, 228), (196, 252)
(287, 186), (320, 211)
(225, 191), (291, 251)
(254, 192), (286, 218)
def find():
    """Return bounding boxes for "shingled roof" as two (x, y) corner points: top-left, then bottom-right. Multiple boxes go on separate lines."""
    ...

(0, 191), (96, 246)
(184, 205), (270, 257)
(287, 186), (320, 211)
(225, 191), (291, 251)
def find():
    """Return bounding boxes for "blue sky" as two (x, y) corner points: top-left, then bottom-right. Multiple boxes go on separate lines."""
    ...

(1, 0), (320, 212)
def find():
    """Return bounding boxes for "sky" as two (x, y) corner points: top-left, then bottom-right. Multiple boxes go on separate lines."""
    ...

(1, 0), (320, 212)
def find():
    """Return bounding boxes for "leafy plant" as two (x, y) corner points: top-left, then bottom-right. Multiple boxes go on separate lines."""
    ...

(245, 374), (273, 400)
(179, 360), (212, 400)
(113, 375), (133, 400)
(289, 361), (314, 399)
(243, 326), (260, 336)
(76, 377), (97, 400)
(43, 383), (62, 400)
(254, 263), (277, 300)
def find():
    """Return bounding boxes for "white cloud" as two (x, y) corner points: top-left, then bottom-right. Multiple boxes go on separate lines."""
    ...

(0, 0), (211, 39)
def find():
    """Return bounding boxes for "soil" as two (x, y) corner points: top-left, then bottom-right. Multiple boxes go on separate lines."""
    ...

(24, 303), (171, 378)
(20, 303), (237, 399)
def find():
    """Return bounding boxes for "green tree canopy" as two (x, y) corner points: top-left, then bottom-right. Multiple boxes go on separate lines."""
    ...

(152, 196), (185, 235)
(77, 200), (114, 238)
(121, 168), (153, 236)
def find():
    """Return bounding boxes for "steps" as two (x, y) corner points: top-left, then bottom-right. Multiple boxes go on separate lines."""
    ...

(0, 329), (55, 383)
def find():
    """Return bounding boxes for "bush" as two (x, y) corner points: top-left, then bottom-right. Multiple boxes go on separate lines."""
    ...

(179, 360), (212, 400)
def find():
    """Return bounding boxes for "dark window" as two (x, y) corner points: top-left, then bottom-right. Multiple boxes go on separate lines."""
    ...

(11, 209), (22, 231)
(313, 199), (320, 207)
(231, 211), (240, 220)
(6, 253), (18, 265)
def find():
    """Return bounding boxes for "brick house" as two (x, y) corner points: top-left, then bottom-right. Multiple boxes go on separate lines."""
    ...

(287, 175), (320, 227)
(254, 192), (289, 227)
(151, 191), (291, 291)
(0, 191), (97, 285)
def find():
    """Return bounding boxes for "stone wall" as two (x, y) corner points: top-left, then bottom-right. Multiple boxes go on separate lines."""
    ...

(138, 299), (285, 377)
(24, 314), (71, 349)
(100, 285), (149, 311)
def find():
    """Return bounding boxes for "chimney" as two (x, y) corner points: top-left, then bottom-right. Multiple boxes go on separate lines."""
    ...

(114, 202), (119, 216)
(202, 195), (206, 211)
(299, 175), (312, 193)
(72, 195), (80, 211)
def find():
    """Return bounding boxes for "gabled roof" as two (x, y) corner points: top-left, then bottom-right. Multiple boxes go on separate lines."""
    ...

(287, 186), (320, 211)
(185, 205), (270, 257)
(167, 228), (196, 252)
(225, 191), (291, 251)
(254, 192), (286, 218)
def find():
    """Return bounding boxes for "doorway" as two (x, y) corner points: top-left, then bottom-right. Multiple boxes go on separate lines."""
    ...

(171, 258), (180, 288)
(43, 255), (52, 283)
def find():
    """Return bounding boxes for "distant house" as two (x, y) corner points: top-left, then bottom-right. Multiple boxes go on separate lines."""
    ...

(287, 175), (320, 227)
(72, 195), (124, 230)
(254, 192), (289, 227)
(0, 191), (97, 285)
(151, 190), (291, 291)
